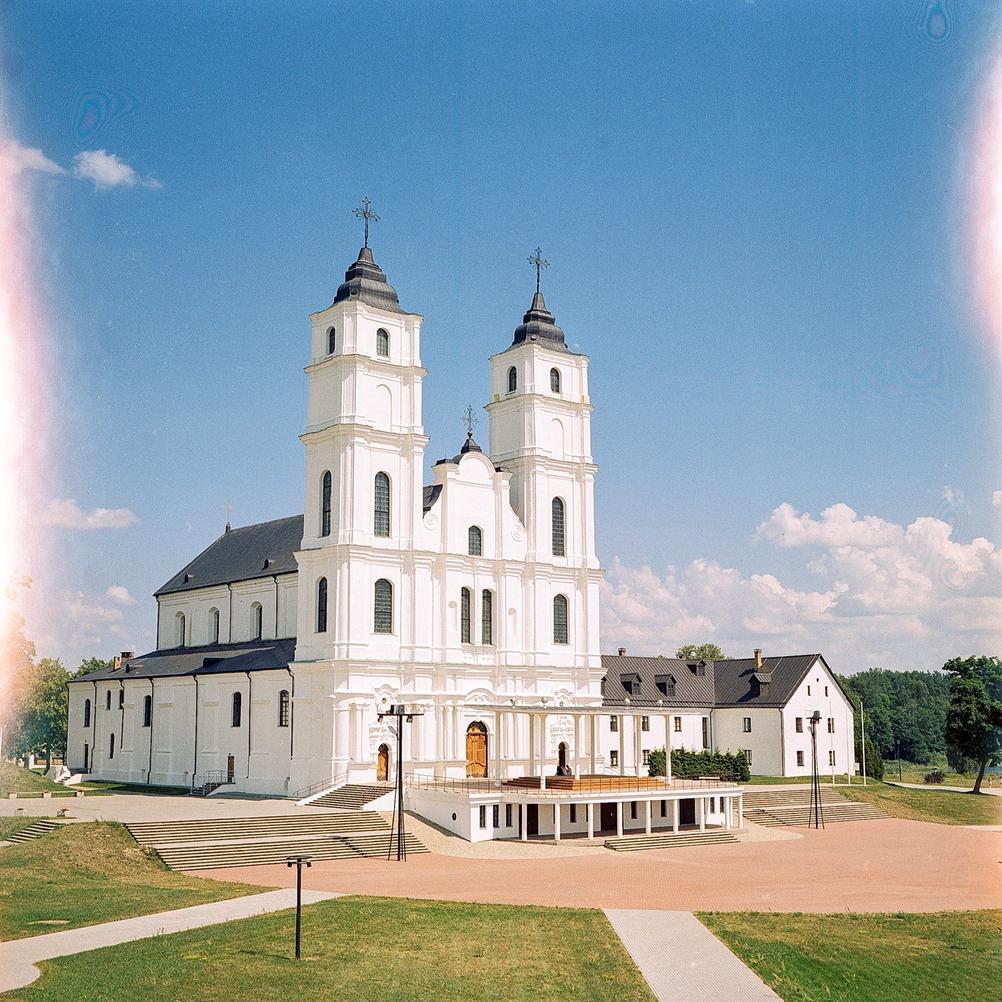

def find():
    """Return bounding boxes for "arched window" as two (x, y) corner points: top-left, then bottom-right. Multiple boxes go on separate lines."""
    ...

(327, 326), (336, 354)
(550, 367), (561, 393)
(231, 691), (242, 727)
(316, 577), (328, 633)
(208, 608), (220, 645)
(507, 366), (517, 393)
(105, 690), (111, 710)
(109, 732), (115, 759)
(374, 472), (391, 537)
(118, 688), (125, 709)
(251, 602), (263, 640)
(468, 525), (482, 556)
(376, 327), (389, 357)
(83, 698), (91, 728)
(278, 689), (290, 728)
(553, 594), (569, 644)
(176, 611), (186, 648)
(374, 579), (393, 634)
(460, 587), (472, 643)
(551, 497), (566, 557)
(481, 589), (494, 646)
(320, 471), (332, 537)
(143, 694), (152, 727)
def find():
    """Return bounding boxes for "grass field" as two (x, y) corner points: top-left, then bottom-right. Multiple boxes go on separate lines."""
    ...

(745, 773), (855, 785)
(10, 896), (654, 1001)
(0, 815), (44, 840)
(0, 821), (263, 940)
(700, 910), (1002, 1002)
(880, 761), (985, 787)
(0, 762), (66, 796)
(840, 781), (1002, 825)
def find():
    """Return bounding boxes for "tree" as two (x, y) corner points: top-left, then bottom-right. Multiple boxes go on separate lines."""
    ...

(675, 643), (729, 661)
(943, 656), (1002, 795)
(9, 658), (71, 767)
(74, 656), (113, 677)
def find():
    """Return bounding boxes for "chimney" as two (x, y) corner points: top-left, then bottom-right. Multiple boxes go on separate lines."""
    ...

(618, 648), (627, 657)
(754, 648), (763, 670)
(112, 654), (122, 672)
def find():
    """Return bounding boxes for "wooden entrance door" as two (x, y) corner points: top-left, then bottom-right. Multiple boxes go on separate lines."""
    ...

(226, 755), (235, 783)
(600, 802), (617, 832)
(679, 798), (695, 825)
(526, 803), (539, 836)
(377, 743), (390, 781)
(466, 721), (488, 778)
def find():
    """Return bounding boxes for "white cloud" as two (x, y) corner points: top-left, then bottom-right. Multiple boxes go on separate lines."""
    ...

(602, 500), (1002, 672)
(72, 149), (137, 188)
(67, 594), (123, 624)
(942, 485), (965, 506)
(993, 489), (1002, 511)
(105, 585), (136, 606)
(0, 139), (65, 176)
(40, 498), (139, 530)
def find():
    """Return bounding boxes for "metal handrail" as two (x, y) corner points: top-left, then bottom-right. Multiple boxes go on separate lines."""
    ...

(289, 771), (349, 801)
(403, 772), (740, 798)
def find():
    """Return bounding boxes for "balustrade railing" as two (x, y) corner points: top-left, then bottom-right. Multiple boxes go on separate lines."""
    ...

(403, 772), (739, 798)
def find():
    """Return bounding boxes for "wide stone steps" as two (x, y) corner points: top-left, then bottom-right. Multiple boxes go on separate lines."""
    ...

(308, 784), (393, 810)
(6, 819), (64, 843)
(604, 829), (739, 852)
(126, 811), (387, 847)
(157, 832), (429, 870)
(742, 788), (887, 826)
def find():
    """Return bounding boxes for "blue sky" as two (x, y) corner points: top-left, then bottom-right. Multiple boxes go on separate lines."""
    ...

(4, 1), (1001, 672)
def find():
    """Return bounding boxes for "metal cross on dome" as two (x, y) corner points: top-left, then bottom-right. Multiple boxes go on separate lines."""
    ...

(463, 404), (478, 438)
(353, 196), (380, 248)
(528, 245), (549, 294)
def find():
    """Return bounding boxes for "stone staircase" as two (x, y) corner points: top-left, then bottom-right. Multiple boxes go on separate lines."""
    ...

(126, 811), (427, 870)
(308, 784), (393, 810)
(6, 819), (65, 843)
(604, 829), (739, 852)
(742, 788), (887, 827)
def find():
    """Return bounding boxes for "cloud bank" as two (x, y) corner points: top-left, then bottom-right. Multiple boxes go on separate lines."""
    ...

(40, 498), (139, 531)
(0, 138), (159, 189)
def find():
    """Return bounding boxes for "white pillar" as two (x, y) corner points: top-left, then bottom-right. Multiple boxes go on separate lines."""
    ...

(663, 714), (672, 787)
(616, 801), (623, 837)
(528, 715), (535, 777)
(573, 715), (582, 778)
(589, 715), (597, 775)
(738, 794), (744, 830)
(494, 711), (502, 784)
(520, 802), (527, 842)
(698, 797), (705, 831)
(587, 801), (595, 840)
(672, 798), (679, 833)
(553, 803), (561, 842)
(634, 715), (643, 777)
(540, 713), (547, 790)
(645, 799), (652, 835)
(618, 716), (625, 775)
(334, 702), (350, 763)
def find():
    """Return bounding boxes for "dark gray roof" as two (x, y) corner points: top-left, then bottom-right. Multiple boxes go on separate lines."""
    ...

(330, 246), (406, 314)
(155, 515), (303, 596)
(422, 485), (442, 512)
(601, 653), (824, 709)
(72, 639), (297, 682)
(508, 291), (570, 353)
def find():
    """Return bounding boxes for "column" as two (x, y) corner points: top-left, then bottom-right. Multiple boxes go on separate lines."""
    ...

(698, 796), (705, 832)
(589, 715), (596, 775)
(334, 702), (350, 763)
(434, 703), (443, 765)
(618, 716), (625, 775)
(634, 715), (642, 777)
(644, 799), (652, 835)
(528, 715), (535, 777)
(672, 798), (679, 833)
(520, 802), (527, 842)
(587, 801), (595, 841)
(573, 715), (582, 778)
(663, 714), (672, 787)
(723, 796), (731, 831)
(446, 704), (455, 762)
(616, 801), (623, 837)
(738, 794), (744, 830)
(494, 711), (502, 785)
(539, 714), (547, 790)
(553, 803), (561, 842)
(354, 704), (365, 762)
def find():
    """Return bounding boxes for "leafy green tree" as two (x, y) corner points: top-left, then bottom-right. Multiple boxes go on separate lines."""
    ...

(944, 656), (1002, 795)
(74, 656), (113, 677)
(675, 643), (729, 661)
(9, 658), (70, 768)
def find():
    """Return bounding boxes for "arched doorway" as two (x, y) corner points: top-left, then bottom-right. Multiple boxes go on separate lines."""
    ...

(466, 721), (488, 778)
(83, 743), (89, 772)
(377, 743), (390, 781)
(557, 741), (569, 775)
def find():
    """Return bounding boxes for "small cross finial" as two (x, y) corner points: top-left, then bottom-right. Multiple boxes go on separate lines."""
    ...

(463, 404), (478, 439)
(352, 196), (380, 248)
(528, 245), (549, 295)
(224, 499), (233, 532)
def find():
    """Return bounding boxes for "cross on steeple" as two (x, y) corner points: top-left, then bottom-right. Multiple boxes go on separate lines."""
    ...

(463, 404), (478, 440)
(528, 246), (549, 295)
(224, 499), (233, 533)
(352, 196), (380, 248)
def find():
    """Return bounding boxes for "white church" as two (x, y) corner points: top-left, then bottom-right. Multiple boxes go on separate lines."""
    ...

(66, 212), (855, 842)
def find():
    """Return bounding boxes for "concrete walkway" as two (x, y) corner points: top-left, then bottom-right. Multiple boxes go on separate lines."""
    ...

(605, 909), (780, 1001)
(0, 888), (341, 993)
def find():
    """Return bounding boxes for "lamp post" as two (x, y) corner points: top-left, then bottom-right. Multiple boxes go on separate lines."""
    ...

(807, 710), (825, 829)
(285, 854), (312, 959)
(859, 698), (867, 786)
(377, 703), (424, 861)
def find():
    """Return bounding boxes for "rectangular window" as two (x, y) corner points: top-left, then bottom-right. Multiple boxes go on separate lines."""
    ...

(642, 749), (650, 766)
(701, 717), (709, 749)
(807, 685), (811, 696)
(118, 689), (125, 709)
(553, 595), (569, 644)
(796, 750), (804, 767)
(743, 717), (752, 733)
(460, 588), (471, 643)
(795, 717), (804, 733)
(479, 804), (487, 830)
(630, 801), (637, 820)
(827, 717), (835, 734)
(828, 750), (836, 767)
(660, 800), (667, 818)
(743, 748), (753, 766)
(824, 685), (829, 697)
(610, 750), (618, 767)
(374, 580), (393, 634)
(709, 797), (715, 812)
(641, 715), (650, 732)
(492, 804), (499, 829)
(610, 715), (618, 732)
(481, 590), (493, 646)
(674, 716), (682, 733)
(505, 804), (512, 828)
(569, 804), (577, 823)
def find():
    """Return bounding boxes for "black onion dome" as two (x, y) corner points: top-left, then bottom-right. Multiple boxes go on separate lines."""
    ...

(331, 246), (405, 313)
(453, 432), (483, 463)
(510, 291), (567, 351)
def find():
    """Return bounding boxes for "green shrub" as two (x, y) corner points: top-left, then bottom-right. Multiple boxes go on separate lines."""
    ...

(923, 769), (945, 784)
(647, 748), (750, 782)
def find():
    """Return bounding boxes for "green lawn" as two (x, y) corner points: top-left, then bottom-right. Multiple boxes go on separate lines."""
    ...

(745, 773), (854, 785)
(840, 781), (1002, 826)
(881, 760), (982, 787)
(8, 896), (654, 1001)
(0, 815), (44, 840)
(700, 910), (1002, 1002)
(0, 762), (65, 796)
(0, 821), (263, 940)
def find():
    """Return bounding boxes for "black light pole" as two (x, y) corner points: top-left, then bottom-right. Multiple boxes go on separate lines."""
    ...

(377, 704), (424, 861)
(808, 711), (825, 829)
(286, 854), (312, 959)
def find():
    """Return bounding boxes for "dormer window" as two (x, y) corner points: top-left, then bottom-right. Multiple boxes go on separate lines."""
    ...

(620, 673), (641, 696)
(655, 674), (675, 698)
(376, 328), (389, 357)
(688, 661), (707, 677)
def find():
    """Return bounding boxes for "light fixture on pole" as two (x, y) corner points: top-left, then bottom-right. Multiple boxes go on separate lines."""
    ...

(807, 710), (825, 829)
(376, 703), (424, 861)
(285, 854), (312, 959)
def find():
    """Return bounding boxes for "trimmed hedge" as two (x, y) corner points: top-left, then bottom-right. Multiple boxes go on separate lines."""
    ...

(647, 747), (750, 782)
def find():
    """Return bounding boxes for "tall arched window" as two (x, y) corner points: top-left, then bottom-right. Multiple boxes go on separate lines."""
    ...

(176, 611), (186, 648)
(105, 689), (111, 710)
(316, 577), (328, 633)
(374, 579), (393, 634)
(553, 594), (569, 644)
(278, 689), (290, 728)
(231, 691), (242, 727)
(507, 366), (517, 392)
(83, 698), (91, 728)
(109, 732), (115, 759)
(251, 603), (263, 640)
(376, 327), (389, 357)
(327, 326), (336, 354)
(468, 525), (482, 556)
(460, 587), (472, 643)
(320, 471), (332, 537)
(481, 589), (494, 646)
(374, 472), (391, 537)
(551, 497), (566, 557)
(208, 608), (220, 645)
(550, 367), (561, 393)
(143, 694), (152, 727)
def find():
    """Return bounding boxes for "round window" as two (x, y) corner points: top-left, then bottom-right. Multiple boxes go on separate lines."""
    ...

(451, 813), (457, 821)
